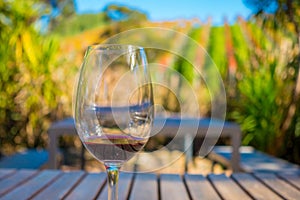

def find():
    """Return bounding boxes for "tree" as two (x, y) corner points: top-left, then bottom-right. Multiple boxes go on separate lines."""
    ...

(103, 4), (147, 22)
(242, 0), (300, 158)
(0, 0), (66, 154)
(100, 4), (148, 39)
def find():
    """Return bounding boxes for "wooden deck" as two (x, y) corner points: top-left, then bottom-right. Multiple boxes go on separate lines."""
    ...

(210, 146), (300, 173)
(0, 169), (300, 199)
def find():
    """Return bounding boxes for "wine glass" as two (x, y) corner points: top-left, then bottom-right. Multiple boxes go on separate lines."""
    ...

(74, 44), (153, 200)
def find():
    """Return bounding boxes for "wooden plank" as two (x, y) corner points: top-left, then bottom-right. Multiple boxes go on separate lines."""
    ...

(97, 172), (133, 200)
(0, 169), (15, 180)
(160, 174), (189, 200)
(277, 172), (300, 190)
(32, 171), (85, 200)
(65, 172), (107, 200)
(184, 174), (221, 199)
(231, 173), (281, 200)
(0, 170), (61, 200)
(208, 174), (251, 200)
(254, 172), (300, 199)
(129, 173), (158, 200)
(0, 169), (37, 197)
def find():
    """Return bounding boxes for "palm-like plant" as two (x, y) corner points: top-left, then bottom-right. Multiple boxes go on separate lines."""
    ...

(0, 0), (64, 154)
(238, 0), (300, 158)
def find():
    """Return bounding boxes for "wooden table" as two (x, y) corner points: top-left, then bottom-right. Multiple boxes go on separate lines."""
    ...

(47, 117), (241, 171)
(1, 169), (299, 200)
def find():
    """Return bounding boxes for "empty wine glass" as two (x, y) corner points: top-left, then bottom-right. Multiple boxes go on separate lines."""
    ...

(74, 44), (153, 200)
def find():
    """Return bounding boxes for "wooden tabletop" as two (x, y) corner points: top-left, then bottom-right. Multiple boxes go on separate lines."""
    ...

(0, 169), (299, 200)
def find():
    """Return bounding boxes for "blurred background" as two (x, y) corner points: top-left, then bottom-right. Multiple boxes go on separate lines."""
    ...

(0, 0), (300, 172)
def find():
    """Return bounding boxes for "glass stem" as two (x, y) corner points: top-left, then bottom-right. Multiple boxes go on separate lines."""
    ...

(105, 164), (121, 200)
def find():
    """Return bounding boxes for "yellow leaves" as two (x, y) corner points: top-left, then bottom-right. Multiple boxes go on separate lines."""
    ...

(286, 22), (296, 33)
(22, 30), (39, 67)
(15, 36), (23, 64)
(9, 29), (41, 67)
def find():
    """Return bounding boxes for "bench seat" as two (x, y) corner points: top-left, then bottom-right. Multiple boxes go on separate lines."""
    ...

(0, 149), (48, 169)
(210, 146), (300, 173)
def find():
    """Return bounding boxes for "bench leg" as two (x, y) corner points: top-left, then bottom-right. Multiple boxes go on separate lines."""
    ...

(184, 135), (193, 172)
(48, 130), (58, 169)
(231, 129), (241, 172)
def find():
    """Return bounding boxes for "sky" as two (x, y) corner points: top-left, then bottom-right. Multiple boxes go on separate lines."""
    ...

(74, 0), (253, 25)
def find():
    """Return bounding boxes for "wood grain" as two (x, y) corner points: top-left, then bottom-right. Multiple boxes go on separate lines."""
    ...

(0, 169), (36, 197)
(65, 172), (107, 200)
(254, 172), (300, 200)
(0, 170), (61, 200)
(160, 174), (189, 200)
(208, 174), (251, 200)
(129, 173), (158, 200)
(185, 174), (221, 199)
(0, 169), (15, 180)
(277, 172), (300, 190)
(1, 168), (298, 200)
(32, 171), (85, 200)
(232, 173), (281, 200)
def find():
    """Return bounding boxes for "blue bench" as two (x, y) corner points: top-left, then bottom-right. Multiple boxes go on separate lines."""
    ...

(211, 146), (300, 173)
(0, 149), (48, 169)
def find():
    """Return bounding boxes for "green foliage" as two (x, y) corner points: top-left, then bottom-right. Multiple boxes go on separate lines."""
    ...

(230, 23), (250, 71)
(201, 26), (227, 100)
(51, 13), (107, 36)
(228, 19), (296, 154)
(228, 0), (300, 160)
(172, 28), (201, 83)
(0, 0), (70, 154)
(206, 26), (227, 77)
(230, 62), (285, 151)
(48, 0), (106, 36)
